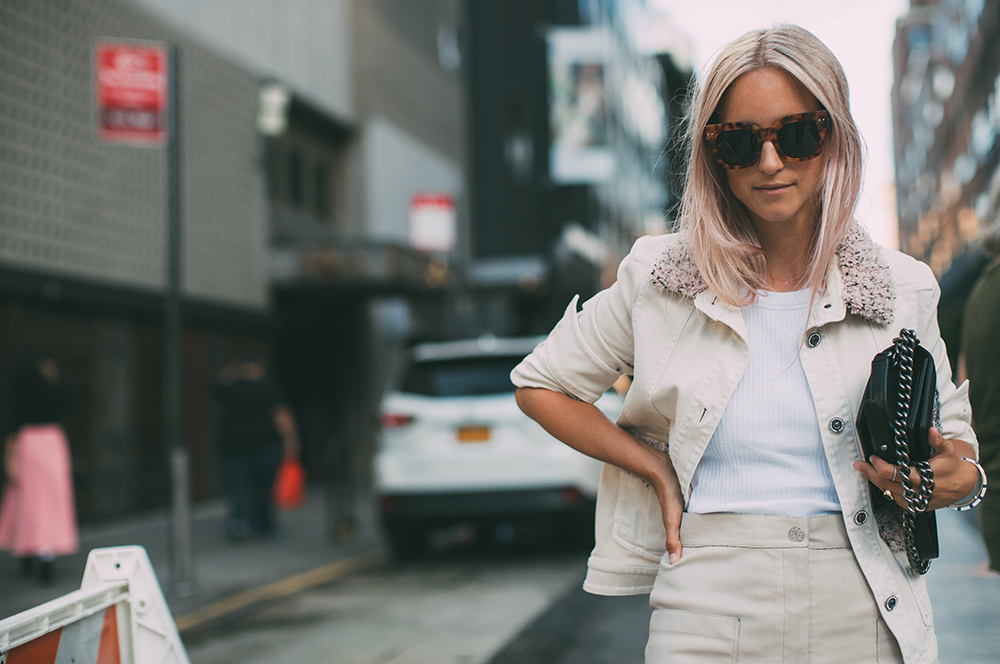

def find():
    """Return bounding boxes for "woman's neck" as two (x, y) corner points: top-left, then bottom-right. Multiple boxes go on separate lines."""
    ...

(755, 221), (814, 292)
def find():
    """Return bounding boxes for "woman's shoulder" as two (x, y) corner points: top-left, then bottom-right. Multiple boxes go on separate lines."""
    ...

(877, 245), (937, 293)
(626, 232), (683, 267)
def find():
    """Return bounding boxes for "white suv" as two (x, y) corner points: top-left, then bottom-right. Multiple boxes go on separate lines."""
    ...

(374, 335), (624, 558)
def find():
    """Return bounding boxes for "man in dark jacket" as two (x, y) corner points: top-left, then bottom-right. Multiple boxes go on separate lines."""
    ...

(215, 352), (300, 540)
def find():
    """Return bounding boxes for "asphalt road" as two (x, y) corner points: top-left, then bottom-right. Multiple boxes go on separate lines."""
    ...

(183, 540), (595, 664)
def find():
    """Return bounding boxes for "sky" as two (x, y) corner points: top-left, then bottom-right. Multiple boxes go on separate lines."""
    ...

(648, 0), (910, 248)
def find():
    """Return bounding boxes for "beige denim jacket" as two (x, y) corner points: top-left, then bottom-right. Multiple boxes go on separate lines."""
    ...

(511, 223), (976, 664)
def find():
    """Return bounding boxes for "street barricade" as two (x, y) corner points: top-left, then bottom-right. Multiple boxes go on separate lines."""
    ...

(0, 546), (189, 664)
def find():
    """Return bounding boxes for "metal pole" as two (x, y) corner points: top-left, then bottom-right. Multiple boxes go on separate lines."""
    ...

(166, 42), (195, 596)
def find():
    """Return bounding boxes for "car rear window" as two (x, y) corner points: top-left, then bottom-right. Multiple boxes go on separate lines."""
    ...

(401, 355), (524, 396)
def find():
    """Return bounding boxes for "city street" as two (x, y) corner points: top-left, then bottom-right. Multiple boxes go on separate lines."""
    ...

(1, 2), (999, 664)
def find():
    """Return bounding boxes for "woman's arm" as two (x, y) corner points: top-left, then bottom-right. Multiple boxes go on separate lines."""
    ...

(515, 386), (685, 563)
(273, 405), (301, 458)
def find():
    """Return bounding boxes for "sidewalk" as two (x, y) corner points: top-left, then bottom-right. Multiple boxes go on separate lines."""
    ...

(0, 487), (386, 630)
(926, 508), (1000, 663)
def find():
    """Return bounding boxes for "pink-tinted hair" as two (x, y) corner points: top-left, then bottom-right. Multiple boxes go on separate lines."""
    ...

(676, 24), (865, 306)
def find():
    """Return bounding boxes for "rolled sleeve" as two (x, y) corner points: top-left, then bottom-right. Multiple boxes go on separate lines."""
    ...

(511, 246), (641, 404)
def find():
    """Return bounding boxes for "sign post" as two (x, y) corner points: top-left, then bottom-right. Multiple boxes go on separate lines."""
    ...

(95, 41), (194, 594)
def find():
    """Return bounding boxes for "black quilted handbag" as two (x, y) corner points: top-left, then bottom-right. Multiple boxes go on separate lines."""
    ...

(856, 329), (938, 574)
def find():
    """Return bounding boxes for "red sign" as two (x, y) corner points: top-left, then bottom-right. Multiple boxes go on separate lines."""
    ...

(408, 193), (456, 253)
(95, 42), (168, 145)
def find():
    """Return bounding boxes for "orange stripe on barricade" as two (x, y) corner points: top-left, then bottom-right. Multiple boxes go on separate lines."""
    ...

(6, 628), (61, 664)
(95, 607), (120, 664)
(4, 605), (120, 664)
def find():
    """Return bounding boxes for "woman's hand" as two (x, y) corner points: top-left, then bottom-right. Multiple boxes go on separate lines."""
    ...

(853, 428), (979, 511)
(650, 454), (685, 565)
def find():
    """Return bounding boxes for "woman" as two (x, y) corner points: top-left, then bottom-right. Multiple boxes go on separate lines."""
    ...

(0, 350), (78, 583)
(512, 25), (983, 663)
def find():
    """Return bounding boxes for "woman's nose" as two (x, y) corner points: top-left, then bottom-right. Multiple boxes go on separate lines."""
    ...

(757, 140), (784, 173)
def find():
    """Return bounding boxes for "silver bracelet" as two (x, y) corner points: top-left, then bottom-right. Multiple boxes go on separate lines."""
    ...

(949, 457), (988, 512)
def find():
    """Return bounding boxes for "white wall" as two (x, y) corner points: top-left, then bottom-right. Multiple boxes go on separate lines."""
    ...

(126, 0), (354, 122)
(363, 117), (462, 243)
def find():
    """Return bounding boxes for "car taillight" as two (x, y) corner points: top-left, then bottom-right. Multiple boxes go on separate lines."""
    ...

(379, 413), (414, 429)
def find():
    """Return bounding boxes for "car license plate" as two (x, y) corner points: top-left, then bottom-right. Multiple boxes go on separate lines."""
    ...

(456, 425), (491, 443)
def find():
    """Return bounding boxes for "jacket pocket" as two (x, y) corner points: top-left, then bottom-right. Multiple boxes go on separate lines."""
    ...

(611, 470), (666, 562)
(646, 608), (740, 663)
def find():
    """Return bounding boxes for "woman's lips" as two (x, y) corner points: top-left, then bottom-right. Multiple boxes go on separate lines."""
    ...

(756, 183), (792, 195)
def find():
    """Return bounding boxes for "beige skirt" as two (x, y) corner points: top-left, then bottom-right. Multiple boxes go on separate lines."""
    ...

(646, 513), (907, 664)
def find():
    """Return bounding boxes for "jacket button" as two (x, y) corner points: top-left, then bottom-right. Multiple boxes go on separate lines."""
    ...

(885, 596), (898, 611)
(829, 417), (845, 433)
(807, 332), (821, 347)
(854, 510), (868, 525)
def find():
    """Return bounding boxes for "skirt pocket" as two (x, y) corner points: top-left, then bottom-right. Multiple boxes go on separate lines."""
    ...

(876, 618), (904, 664)
(646, 608), (740, 664)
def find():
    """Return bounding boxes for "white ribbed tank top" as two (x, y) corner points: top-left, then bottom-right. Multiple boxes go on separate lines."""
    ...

(687, 288), (841, 516)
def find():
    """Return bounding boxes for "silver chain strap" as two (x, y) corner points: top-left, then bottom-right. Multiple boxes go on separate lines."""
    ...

(891, 329), (935, 574)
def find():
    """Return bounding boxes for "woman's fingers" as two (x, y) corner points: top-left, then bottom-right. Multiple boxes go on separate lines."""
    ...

(867, 453), (898, 482)
(853, 456), (906, 507)
(657, 479), (685, 565)
(664, 504), (683, 565)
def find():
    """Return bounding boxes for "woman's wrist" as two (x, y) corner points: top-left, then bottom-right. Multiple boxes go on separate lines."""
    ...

(949, 457), (987, 511)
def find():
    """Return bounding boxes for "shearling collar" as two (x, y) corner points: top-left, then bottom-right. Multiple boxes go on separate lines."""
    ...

(649, 222), (895, 325)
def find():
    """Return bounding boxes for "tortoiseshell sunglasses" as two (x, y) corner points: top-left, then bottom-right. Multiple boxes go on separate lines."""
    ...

(703, 111), (830, 169)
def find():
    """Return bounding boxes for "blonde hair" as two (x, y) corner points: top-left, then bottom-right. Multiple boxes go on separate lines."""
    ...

(677, 24), (864, 306)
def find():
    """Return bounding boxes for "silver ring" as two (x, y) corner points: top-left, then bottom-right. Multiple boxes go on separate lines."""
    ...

(891, 467), (898, 483)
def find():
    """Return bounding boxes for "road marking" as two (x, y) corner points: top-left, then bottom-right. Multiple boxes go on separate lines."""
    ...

(174, 548), (388, 632)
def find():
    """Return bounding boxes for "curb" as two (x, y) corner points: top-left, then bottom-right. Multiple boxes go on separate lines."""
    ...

(173, 547), (389, 633)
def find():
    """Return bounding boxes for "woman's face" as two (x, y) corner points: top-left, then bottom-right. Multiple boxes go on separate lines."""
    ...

(716, 68), (827, 237)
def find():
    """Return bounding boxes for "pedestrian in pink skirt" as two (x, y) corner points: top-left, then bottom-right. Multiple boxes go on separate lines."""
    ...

(0, 350), (78, 584)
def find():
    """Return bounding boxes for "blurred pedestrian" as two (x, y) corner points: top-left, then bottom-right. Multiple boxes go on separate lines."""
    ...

(215, 351), (300, 540)
(961, 222), (1000, 572)
(513, 25), (981, 663)
(0, 350), (78, 584)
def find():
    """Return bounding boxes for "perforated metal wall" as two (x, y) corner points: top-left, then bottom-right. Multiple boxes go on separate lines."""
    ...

(0, 0), (269, 309)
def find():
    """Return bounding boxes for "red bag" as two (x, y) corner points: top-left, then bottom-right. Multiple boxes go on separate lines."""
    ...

(273, 457), (306, 510)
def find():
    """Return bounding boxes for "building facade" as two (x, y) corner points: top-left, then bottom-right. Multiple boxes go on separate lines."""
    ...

(892, 0), (1000, 275)
(0, 0), (463, 521)
(0, 0), (273, 519)
(464, 0), (692, 335)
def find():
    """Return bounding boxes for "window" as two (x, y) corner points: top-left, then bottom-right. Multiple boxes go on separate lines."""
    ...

(401, 355), (523, 397)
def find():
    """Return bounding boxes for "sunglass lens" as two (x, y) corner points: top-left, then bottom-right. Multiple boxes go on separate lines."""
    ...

(777, 120), (822, 159)
(715, 129), (758, 166)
